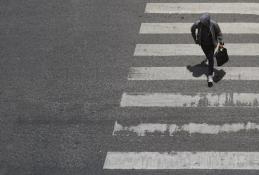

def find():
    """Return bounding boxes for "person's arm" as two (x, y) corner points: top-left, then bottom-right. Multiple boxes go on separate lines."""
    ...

(191, 21), (199, 44)
(215, 23), (224, 47)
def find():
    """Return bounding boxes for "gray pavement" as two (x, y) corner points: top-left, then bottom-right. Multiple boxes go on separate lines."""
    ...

(1, 0), (259, 174)
(0, 0), (138, 174)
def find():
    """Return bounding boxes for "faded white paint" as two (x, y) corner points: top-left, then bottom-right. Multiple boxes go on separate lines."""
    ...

(134, 44), (259, 56)
(128, 67), (259, 81)
(113, 121), (259, 136)
(104, 152), (259, 169)
(120, 92), (259, 107)
(113, 121), (169, 136)
(140, 23), (259, 34)
(145, 3), (259, 15)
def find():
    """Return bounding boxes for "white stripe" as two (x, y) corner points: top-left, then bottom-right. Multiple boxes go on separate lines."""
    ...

(104, 152), (259, 169)
(120, 92), (259, 107)
(128, 67), (259, 81)
(134, 44), (259, 56)
(145, 3), (259, 15)
(140, 23), (259, 34)
(113, 121), (259, 136)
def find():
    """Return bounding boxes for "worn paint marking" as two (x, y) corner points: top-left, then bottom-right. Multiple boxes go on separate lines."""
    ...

(140, 23), (259, 34)
(113, 121), (259, 136)
(120, 92), (259, 107)
(134, 44), (259, 56)
(145, 3), (259, 15)
(128, 67), (259, 81)
(104, 152), (259, 169)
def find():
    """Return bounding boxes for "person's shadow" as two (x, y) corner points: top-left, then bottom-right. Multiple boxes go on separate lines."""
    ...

(186, 61), (226, 83)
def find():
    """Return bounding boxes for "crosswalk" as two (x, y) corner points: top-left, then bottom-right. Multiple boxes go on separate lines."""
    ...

(145, 3), (259, 15)
(104, 1), (259, 173)
(134, 44), (259, 56)
(104, 152), (259, 169)
(140, 23), (259, 34)
(128, 67), (259, 80)
(121, 92), (259, 107)
(113, 121), (259, 136)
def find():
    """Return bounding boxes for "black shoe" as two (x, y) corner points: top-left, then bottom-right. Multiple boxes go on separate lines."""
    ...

(208, 75), (213, 87)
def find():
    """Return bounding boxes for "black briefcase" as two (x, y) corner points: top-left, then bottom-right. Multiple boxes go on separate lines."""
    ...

(215, 47), (229, 66)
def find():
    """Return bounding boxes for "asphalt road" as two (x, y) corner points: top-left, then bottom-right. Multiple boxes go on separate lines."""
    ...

(1, 0), (259, 174)
(0, 0), (142, 174)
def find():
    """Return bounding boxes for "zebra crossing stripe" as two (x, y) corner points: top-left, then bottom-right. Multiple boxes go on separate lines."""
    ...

(145, 3), (259, 15)
(140, 23), (259, 34)
(104, 152), (259, 169)
(113, 121), (259, 136)
(120, 92), (259, 107)
(128, 67), (259, 81)
(134, 44), (259, 56)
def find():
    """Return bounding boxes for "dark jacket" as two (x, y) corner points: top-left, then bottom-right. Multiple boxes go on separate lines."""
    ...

(191, 14), (223, 48)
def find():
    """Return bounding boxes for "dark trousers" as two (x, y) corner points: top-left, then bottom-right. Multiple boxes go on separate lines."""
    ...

(201, 44), (215, 76)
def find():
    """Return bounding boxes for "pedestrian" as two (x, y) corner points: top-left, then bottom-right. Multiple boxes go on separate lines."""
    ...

(191, 13), (224, 87)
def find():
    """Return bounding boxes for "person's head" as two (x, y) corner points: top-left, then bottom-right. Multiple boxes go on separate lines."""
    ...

(200, 13), (210, 27)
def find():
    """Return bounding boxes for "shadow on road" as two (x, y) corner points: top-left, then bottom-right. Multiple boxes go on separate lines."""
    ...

(186, 61), (226, 83)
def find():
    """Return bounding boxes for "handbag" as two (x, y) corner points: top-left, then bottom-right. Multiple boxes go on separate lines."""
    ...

(215, 47), (229, 66)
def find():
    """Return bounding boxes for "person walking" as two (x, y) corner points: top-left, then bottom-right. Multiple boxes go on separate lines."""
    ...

(191, 13), (224, 87)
